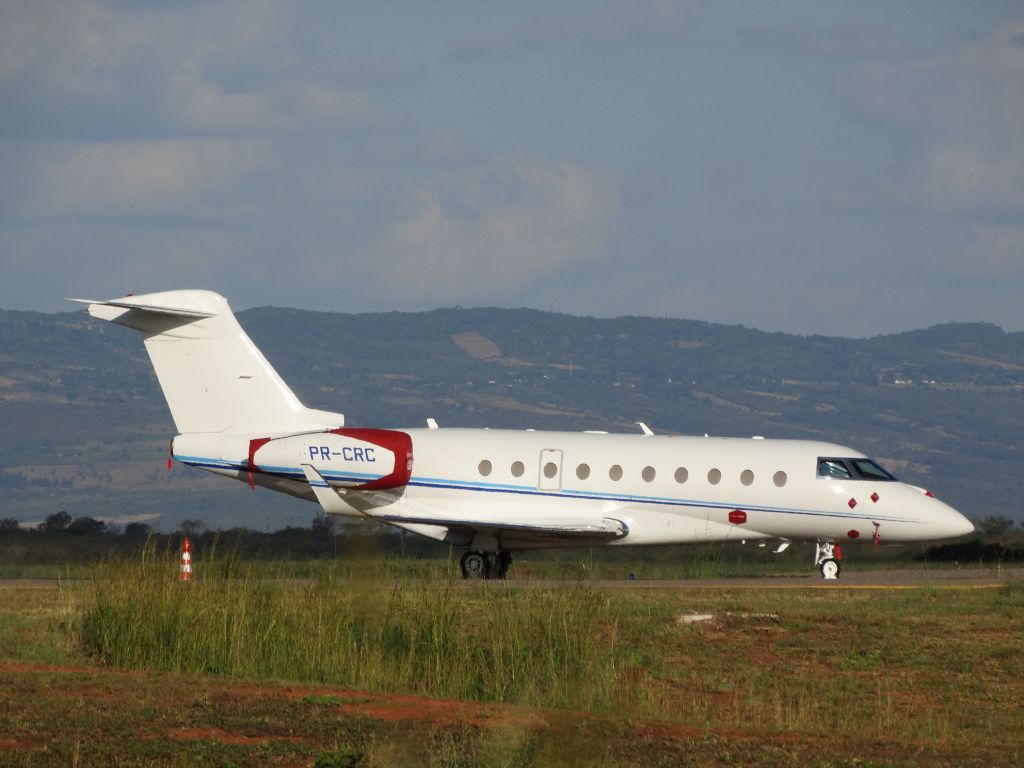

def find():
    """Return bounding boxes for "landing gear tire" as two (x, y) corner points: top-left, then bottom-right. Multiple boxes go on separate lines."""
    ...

(460, 551), (512, 580)
(489, 552), (512, 580)
(814, 540), (842, 580)
(460, 551), (488, 579)
(820, 558), (840, 580)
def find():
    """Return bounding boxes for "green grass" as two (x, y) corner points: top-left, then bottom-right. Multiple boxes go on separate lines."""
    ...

(72, 549), (1024, 744)
(0, 582), (77, 664)
(0, 562), (95, 580)
(2, 559), (1023, 766)
(77, 546), (622, 711)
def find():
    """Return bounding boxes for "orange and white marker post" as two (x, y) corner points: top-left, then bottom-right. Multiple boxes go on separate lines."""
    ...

(180, 536), (193, 582)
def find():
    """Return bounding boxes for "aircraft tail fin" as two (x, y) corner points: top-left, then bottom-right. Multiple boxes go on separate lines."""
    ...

(70, 290), (343, 435)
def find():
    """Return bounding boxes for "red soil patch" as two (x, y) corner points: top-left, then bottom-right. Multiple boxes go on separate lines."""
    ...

(1, 661), (998, 767)
(0, 737), (44, 750)
(286, 686), (547, 729)
(166, 727), (300, 746)
(631, 721), (703, 740)
(0, 662), (97, 674)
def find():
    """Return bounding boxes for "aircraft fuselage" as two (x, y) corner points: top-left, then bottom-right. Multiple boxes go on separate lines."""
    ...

(174, 428), (972, 551)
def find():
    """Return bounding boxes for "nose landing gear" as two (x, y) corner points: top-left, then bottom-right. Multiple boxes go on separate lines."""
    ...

(815, 540), (842, 580)
(459, 550), (513, 580)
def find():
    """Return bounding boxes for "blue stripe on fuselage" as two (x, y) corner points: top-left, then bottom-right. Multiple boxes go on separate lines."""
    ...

(173, 454), (919, 525)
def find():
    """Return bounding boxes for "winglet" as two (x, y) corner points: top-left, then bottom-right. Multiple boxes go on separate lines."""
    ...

(300, 464), (351, 515)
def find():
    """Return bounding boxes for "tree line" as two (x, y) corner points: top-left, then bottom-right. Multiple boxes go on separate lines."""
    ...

(0, 512), (449, 566)
(1, 511), (1021, 568)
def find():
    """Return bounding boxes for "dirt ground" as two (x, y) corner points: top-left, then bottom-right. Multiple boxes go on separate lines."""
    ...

(1, 576), (1021, 767)
(0, 659), (1014, 768)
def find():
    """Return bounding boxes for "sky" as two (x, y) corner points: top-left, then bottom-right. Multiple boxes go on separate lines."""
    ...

(1, 0), (1023, 337)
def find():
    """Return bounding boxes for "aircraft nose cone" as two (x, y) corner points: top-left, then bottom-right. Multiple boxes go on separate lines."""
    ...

(934, 499), (975, 538)
(948, 512), (975, 538)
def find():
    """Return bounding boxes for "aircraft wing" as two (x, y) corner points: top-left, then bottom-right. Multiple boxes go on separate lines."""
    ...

(368, 513), (628, 540)
(299, 464), (627, 545)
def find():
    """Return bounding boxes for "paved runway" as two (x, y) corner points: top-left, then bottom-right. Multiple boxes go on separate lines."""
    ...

(481, 567), (1018, 589)
(1, 567), (1018, 590)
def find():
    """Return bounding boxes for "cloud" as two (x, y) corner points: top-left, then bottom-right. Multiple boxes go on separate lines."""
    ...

(0, 0), (374, 137)
(0, 0), (281, 97)
(951, 224), (1024, 278)
(362, 158), (620, 302)
(0, 0), (139, 96)
(736, 25), (909, 60)
(28, 138), (274, 216)
(170, 68), (376, 134)
(171, 69), (284, 133)
(844, 18), (1024, 214)
(282, 81), (376, 128)
(449, 0), (703, 62)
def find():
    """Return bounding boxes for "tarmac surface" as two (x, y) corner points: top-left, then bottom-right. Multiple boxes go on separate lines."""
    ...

(493, 567), (1018, 589)
(1, 567), (1018, 589)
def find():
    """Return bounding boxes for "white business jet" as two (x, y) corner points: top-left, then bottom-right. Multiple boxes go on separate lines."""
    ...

(71, 290), (974, 579)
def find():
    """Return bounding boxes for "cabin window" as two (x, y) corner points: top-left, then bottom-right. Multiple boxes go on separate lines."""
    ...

(576, 463), (590, 480)
(740, 469), (754, 486)
(609, 464), (623, 481)
(642, 466), (656, 482)
(543, 462), (558, 479)
(707, 468), (721, 485)
(674, 467), (688, 484)
(773, 470), (787, 487)
(511, 461), (525, 478)
(478, 460), (492, 477)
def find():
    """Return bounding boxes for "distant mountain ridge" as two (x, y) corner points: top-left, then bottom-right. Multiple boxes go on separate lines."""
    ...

(1, 305), (1021, 529)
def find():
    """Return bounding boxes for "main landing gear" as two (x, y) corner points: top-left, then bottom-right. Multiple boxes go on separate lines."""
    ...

(460, 550), (512, 580)
(814, 540), (842, 580)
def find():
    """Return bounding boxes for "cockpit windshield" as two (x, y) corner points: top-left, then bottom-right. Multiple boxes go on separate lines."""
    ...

(817, 459), (852, 479)
(849, 458), (897, 481)
(817, 457), (898, 481)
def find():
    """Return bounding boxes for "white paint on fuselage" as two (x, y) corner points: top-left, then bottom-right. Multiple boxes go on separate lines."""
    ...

(80, 289), (974, 562)
(394, 429), (970, 546)
(179, 428), (973, 548)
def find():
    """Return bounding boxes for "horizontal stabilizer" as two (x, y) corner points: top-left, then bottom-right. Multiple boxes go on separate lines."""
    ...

(68, 297), (215, 320)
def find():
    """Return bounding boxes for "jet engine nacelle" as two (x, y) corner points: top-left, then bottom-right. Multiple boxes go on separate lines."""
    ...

(251, 428), (413, 490)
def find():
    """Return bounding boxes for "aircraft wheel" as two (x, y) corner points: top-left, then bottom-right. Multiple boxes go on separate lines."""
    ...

(820, 558), (841, 580)
(460, 551), (488, 580)
(489, 552), (512, 580)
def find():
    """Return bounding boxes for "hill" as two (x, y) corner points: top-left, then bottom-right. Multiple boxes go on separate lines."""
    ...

(1, 305), (1021, 529)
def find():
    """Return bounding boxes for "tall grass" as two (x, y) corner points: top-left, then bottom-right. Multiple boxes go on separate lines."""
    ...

(78, 543), (622, 711)
(74, 545), (1024, 743)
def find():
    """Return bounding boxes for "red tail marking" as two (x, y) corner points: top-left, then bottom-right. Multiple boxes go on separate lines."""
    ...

(247, 437), (272, 490)
(328, 428), (414, 490)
